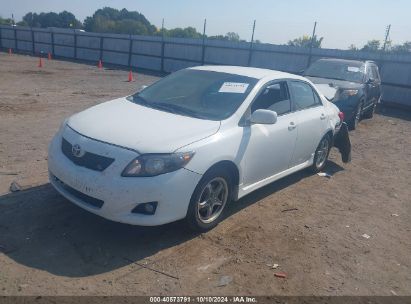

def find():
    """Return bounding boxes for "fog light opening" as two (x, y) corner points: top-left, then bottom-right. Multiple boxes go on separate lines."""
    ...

(131, 202), (158, 215)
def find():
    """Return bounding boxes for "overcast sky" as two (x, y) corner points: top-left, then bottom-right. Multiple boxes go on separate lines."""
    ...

(1, 0), (410, 49)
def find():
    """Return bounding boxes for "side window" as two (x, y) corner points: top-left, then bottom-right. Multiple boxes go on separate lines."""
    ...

(371, 66), (380, 81)
(289, 81), (321, 110)
(367, 65), (379, 81)
(251, 82), (291, 116)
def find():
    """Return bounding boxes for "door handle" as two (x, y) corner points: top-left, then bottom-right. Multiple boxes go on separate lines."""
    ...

(320, 113), (326, 120)
(288, 122), (296, 131)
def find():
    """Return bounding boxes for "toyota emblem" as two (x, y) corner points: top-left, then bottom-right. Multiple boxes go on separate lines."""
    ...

(71, 144), (82, 158)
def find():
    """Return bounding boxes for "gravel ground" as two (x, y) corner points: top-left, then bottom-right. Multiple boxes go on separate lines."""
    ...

(0, 52), (410, 296)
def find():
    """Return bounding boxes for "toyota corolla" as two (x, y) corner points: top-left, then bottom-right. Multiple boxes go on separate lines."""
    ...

(48, 66), (351, 231)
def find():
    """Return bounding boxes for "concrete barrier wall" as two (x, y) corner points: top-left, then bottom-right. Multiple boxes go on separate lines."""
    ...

(1, 25), (411, 107)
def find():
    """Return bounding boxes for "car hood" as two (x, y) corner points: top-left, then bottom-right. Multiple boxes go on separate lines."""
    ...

(67, 97), (221, 153)
(306, 76), (363, 100)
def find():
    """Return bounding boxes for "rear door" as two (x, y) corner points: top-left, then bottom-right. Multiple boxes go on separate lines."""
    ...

(288, 80), (329, 167)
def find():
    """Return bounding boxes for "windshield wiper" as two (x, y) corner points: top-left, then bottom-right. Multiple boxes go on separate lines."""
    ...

(151, 102), (206, 119)
(129, 96), (207, 119)
(130, 94), (151, 106)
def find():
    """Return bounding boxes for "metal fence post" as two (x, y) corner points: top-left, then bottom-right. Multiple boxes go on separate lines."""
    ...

(247, 20), (256, 67)
(13, 26), (17, 51)
(51, 29), (55, 57)
(161, 18), (165, 72)
(0, 26), (3, 51)
(201, 19), (207, 65)
(73, 30), (77, 59)
(99, 36), (104, 62)
(31, 27), (35, 54)
(128, 34), (133, 68)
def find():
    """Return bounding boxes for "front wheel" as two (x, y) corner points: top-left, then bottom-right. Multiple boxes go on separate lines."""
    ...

(310, 135), (332, 173)
(186, 168), (232, 232)
(363, 99), (378, 119)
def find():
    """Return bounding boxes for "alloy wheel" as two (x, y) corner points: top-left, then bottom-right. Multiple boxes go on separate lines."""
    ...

(315, 137), (330, 168)
(197, 177), (228, 224)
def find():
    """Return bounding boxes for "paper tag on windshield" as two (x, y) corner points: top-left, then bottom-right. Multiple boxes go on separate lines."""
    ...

(219, 82), (249, 94)
(347, 67), (360, 72)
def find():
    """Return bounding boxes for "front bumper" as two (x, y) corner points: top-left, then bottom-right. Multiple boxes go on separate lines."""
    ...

(333, 122), (351, 163)
(48, 126), (202, 226)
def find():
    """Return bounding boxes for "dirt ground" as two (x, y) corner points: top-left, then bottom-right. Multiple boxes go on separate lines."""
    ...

(0, 52), (410, 296)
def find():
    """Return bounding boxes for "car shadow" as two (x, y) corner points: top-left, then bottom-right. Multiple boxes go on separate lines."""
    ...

(0, 161), (344, 278)
(376, 103), (411, 122)
(225, 160), (344, 218)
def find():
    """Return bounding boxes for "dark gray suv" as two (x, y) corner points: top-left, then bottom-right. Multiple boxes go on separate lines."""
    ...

(304, 59), (381, 130)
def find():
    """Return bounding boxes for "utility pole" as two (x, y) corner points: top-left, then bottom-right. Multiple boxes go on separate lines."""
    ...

(247, 19), (256, 66)
(307, 21), (317, 68)
(201, 19), (207, 65)
(382, 24), (391, 52)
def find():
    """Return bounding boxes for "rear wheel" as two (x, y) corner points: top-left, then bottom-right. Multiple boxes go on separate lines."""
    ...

(186, 168), (232, 232)
(310, 134), (332, 173)
(348, 101), (363, 130)
(363, 99), (378, 119)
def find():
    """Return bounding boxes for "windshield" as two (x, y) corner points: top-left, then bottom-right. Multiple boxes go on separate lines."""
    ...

(127, 69), (258, 120)
(304, 60), (365, 83)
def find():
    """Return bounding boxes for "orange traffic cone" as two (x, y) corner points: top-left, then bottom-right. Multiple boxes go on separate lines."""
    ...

(48, 52), (52, 60)
(8, 48), (12, 55)
(38, 57), (43, 68)
(128, 70), (133, 82)
(98, 60), (103, 69)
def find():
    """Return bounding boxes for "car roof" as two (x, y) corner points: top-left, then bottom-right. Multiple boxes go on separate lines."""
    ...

(190, 65), (306, 81)
(315, 58), (368, 66)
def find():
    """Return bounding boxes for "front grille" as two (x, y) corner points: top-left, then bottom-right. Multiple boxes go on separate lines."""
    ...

(62, 138), (114, 171)
(52, 174), (104, 209)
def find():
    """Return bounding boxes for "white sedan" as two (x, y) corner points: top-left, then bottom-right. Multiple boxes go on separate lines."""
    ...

(48, 66), (350, 231)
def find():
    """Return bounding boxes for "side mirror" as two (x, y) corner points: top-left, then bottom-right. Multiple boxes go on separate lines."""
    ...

(250, 109), (278, 125)
(298, 69), (305, 75)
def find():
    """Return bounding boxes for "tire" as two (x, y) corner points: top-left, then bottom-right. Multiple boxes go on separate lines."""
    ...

(310, 134), (332, 173)
(348, 101), (363, 130)
(363, 99), (379, 119)
(186, 167), (233, 232)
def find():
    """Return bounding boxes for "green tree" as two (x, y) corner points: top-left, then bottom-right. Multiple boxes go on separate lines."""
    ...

(287, 35), (323, 48)
(0, 16), (14, 25)
(160, 27), (202, 39)
(21, 11), (82, 28)
(390, 41), (411, 53)
(84, 7), (155, 35)
(226, 32), (240, 41)
(361, 40), (381, 52)
(348, 44), (358, 51)
(208, 32), (243, 41)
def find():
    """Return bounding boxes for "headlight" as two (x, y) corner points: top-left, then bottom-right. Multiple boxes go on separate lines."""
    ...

(122, 152), (195, 177)
(336, 89), (359, 99)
